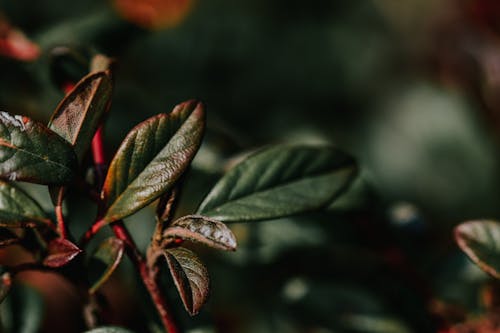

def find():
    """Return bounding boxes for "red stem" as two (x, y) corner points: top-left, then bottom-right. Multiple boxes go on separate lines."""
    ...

(55, 204), (68, 239)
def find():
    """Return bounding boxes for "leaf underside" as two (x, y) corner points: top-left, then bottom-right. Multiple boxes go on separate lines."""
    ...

(163, 247), (210, 316)
(88, 237), (125, 294)
(102, 100), (205, 224)
(49, 71), (112, 162)
(0, 180), (51, 228)
(197, 145), (358, 222)
(0, 112), (77, 185)
(455, 220), (500, 278)
(163, 215), (237, 251)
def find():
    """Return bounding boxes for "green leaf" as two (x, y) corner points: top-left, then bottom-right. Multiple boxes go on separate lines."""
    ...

(197, 145), (357, 222)
(164, 247), (210, 316)
(455, 220), (500, 278)
(0, 283), (43, 333)
(88, 237), (125, 294)
(83, 327), (135, 333)
(163, 215), (237, 251)
(43, 238), (82, 268)
(49, 71), (112, 162)
(0, 273), (12, 303)
(0, 112), (77, 185)
(0, 180), (52, 228)
(102, 100), (205, 224)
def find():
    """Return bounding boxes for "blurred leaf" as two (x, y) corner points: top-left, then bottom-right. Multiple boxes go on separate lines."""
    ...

(197, 145), (357, 222)
(164, 247), (209, 316)
(0, 18), (40, 61)
(0, 112), (77, 185)
(0, 228), (19, 247)
(0, 180), (51, 228)
(88, 237), (125, 294)
(0, 273), (11, 303)
(43, 238), (82, 268)
(455, 220), (500, 278)
(49, 71), (112, 163)
(0, 283), (43, 333)
(84, 327), (135, 333)
(102, 100), (204, 224)
(163, 215), (237, 251)
(112, 0), (193, 29)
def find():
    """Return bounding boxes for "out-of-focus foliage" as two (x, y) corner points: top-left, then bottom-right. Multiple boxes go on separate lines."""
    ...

(1, 0), (500, 332)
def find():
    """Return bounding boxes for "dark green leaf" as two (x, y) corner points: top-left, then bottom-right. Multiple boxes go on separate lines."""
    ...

(43, 238), (82, 268)
(0, 228), (19, 247)
(0, 273), (12, 303)
(455, 220), (500, 278)
(49, 71), (112, 162)
(84, 327), (135, 333)
(0, 283), (43, 333)
(102, 100), (205, 224)
(88, 237), (125, 294)
(164, 247), (210, 316)
(0, 112), (77, 185)
(197, 145), (357, 222)
(0, 180), (52, 228)
(163, 215), (237, 251)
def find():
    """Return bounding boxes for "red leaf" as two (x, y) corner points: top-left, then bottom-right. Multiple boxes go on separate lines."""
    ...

(0, 19), (40, 61)
(43, 238), (82, 268)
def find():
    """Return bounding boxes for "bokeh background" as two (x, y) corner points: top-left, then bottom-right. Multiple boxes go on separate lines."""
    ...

(2, 0), (500, 332)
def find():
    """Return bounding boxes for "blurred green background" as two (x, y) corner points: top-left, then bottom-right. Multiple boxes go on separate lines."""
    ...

(2, 0), (500, 332)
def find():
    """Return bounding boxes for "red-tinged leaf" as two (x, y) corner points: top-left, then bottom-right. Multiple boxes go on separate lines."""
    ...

(0, 228), (19, 247)
(455, 220), (500, 278)
(0, 19), (39, 61)
(163, 247), (209, 316)
(0, 180), (52, 229)
(88, 238), (125, 294)
(101, 100), (205, 224)
(43, 238), (82, 268)
(49, 71), (112, 163)
(0, 272), (11, 303)
(0, 112), (77, 185)
(163, 215), (237, 251)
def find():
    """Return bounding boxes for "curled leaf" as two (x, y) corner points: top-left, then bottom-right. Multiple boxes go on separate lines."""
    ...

(163, 215), (237, 251)
(0, 112), (77, 185)
(43, 238), (82, 268)
(49, 71), (112, 163)
(455, 220), (500, 278)
(163, 247), (209, 316)
(198, 145), (357, 222)
(0, 180), (52, 228)
(88, 238), (125, 294)
(102, 100), (205, 224)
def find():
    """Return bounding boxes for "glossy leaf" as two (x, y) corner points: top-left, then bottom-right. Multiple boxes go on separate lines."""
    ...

(0, 180), (52, 228)
(0, 273), (12, 303)
(0, 112), (77, 185)
(84, 327), (135, 333)
(49, 71), (112, 162)
(43, 238), (82, 268)
(88, 237), (125, 294)
(197, 145), (357, 222)
(102, 100), (205, 224)
(163, 215), (237, 251)
(455, 220), (500, 278)
(164, 247), (210, 316)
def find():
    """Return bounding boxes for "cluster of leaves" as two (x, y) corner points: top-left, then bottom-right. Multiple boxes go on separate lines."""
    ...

(0, 52), (357, 332)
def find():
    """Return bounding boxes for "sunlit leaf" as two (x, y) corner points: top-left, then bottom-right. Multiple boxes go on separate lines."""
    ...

(49, 71), (112, 162)
(164, 247), (209, 316)
(0, 112), (77, 185)
(197, 145), (357, 222)
(0, 283), (43, 333)
(163, 215), (237, 251)
(102, 100), (204, 224)
(88, 237), (125, 294)
(43, 238), (82, 268)
(84, 327), (135, 333)
(0, 180), (52, 228)
(455, 220), (500, 278)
